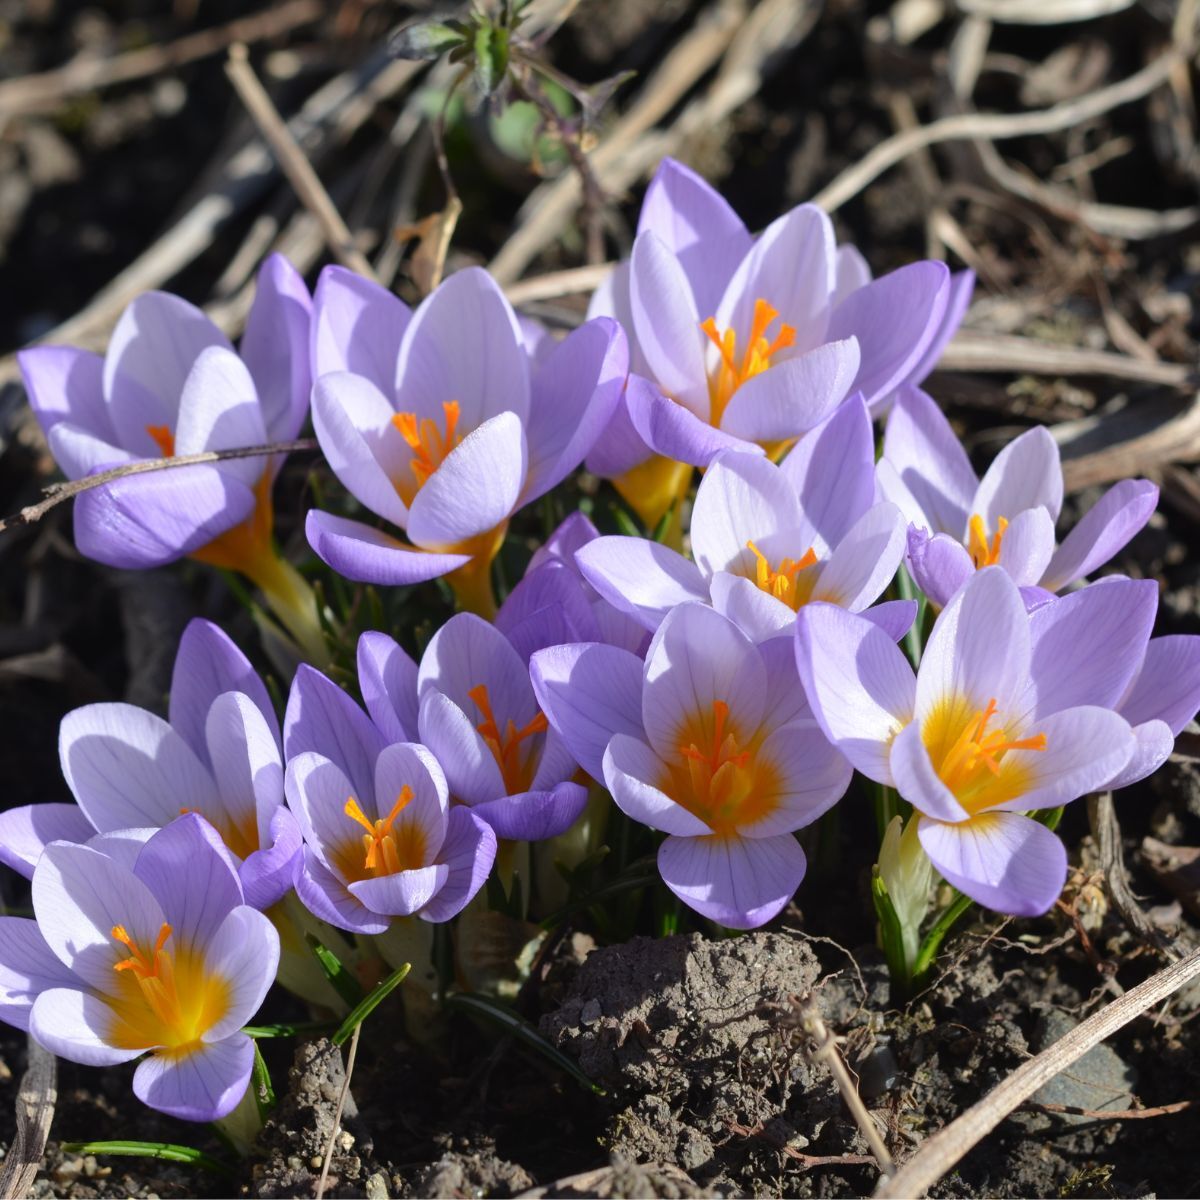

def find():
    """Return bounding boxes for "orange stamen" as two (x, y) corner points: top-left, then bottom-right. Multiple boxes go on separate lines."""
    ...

(939, 698), (1047, 792)
(392, 400), (461, 496)
(746, 539), (818, 608)
(700, 298), (797, 427)
(967, 514), (1009, 569)
(468, 683), (548, 796)
(111, 922), (173, 980)
(146, 425), (175, 457)
(344, 788), (414, 876)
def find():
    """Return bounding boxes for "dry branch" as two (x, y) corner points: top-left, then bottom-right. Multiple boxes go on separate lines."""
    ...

(813, 49), (1186, 214)
(0, 1037), (57, 1200)
(875, 946), (1200, 1198)
(225, 45), (377, 280)
(0, 0), (321, 117)
(0, 440), (318, 536)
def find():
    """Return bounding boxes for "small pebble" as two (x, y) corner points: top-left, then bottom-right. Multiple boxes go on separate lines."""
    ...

(365, 1171), (390, 1199)
(580, 998), (602, 1025)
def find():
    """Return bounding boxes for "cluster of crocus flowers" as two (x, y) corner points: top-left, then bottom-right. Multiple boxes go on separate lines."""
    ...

(5, 154), (1200, 1129)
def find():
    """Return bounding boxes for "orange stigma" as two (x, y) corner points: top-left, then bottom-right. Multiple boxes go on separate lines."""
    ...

(344, 787), (418, 876)
(701, 298), (796, 427)
(145, 425), (175, 457)
(392, 400), (461, 499)
(938, 698), (1047, 793)
(666, 699), (778, 835)
(111, 922), (172, 980)
(746, 540), (818, 609)
(967, 514), (1008, 569)
(468, 684), (548, 795)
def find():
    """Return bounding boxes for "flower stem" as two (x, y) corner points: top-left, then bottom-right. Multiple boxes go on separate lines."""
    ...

(242, 548), (330, 667)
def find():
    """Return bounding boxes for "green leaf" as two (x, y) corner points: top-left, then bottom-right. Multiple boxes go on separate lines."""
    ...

(305, 933), (366, 1009)
(390, 19), (468, 61)
(333, 962), (412, 1047)
(1036, 805), (1065, 832)
(60, 1141), (235, 1178)
(243, 1020), (337, 1038)
(250, 1042), (275, 1120)
(540, 855), (660, 928)
(610, 503), (642, 538)
(911, 890), (975, 988)
(446, 992), (604, 1094)
(871, 869), (911, 997)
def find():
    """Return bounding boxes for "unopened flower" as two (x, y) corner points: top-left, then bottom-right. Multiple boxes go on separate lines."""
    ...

(796, 568), (1137, 915)
(305, 266), (627, 616)
(532, 604), (851, 928)
(0, 815), (278, 1121)
(577, 400), (912, 642)
(20, 256), (324, 658)
(0, 619), (300, 909)
(283, 660), (496, 932)
(587, 157), (966, 525)
(879, 387), (1158, 608)
(495, 513), (649, 660)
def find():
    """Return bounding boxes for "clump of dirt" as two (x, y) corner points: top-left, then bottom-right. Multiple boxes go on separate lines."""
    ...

(402, 1148), (533, 1198)
(253, 1038), (384, 1199)
(541, 932), (881, 1196)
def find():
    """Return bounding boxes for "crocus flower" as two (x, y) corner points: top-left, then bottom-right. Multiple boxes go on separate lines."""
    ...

(576, 399), (912, 643)
(495, 512), (649, 660)
(1015, 576), (1200, 790)
(19, 256), (324, 659)
(304, 266), (627, 616)
(283, 659), (496, 932)
(795, 568), (1137, 916)
(531, 603), (852, 928)
(0, 619), (300, 909)
(416, 614), (588, 841)
(0, 814), (279, 1121)
(878, 386), (1159, 608)
(586, 156), (966, 525)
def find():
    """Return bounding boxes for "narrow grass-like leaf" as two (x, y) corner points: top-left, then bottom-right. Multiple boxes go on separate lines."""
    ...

(446, 992), (604, 1094)
(540, 855), (659, 928)
(243, 1020), (337, 1038)
(60, 1141), (235, 1178)
(332, 962), (412, 1047)
(250, 1042), (275, 1120)
(305, 933), (366, 1008)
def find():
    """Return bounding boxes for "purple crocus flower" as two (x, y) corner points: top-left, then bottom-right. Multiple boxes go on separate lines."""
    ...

(795, 568), (1137, 916)
(0, 814), (279, 1121)
(879, 387), (1159, 608)
(576, 399), (912, 643)
(283, 658), (496, 933)
(416, 614), (588, 841)
(304, 266), (627, 616)
(20, 255), (313, 596)
(1016, 576), (1200, 790)
(495, 513), (649, 661)
(586, 156), (966, 525)
(531, 603), (852, 928)
(0, 619), (300, 910)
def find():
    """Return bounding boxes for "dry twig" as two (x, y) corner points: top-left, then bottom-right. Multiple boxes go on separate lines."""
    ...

(1022, 1098), (1194, 1121)
(0, 440), (318, 536)
(0, 1037), (57, 1200)
(226, 44), (377, 280)
(315, 1027), (359, 1200)
(874, 946), (1200, 1198)
(813, 49), (1187, 214)
(0, 0), (321, 116)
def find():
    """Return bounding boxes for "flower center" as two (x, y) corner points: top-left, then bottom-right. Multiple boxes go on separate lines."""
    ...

(663, 699), (778, 836)
(392, 400), (461, 503)
(108, 923), (229, 1051)
(343, 787), (424, 877)
(468, 683), (548, 796)
(967, 514), (1008, 569)
(145, 424), (175, 457)
(928, 697), (1047, 813)
(746, 539), (818, 610)
(700, 299), (796, 428)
